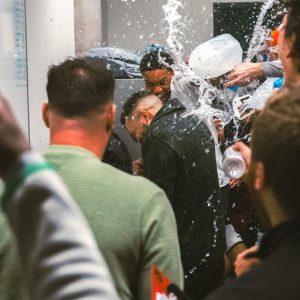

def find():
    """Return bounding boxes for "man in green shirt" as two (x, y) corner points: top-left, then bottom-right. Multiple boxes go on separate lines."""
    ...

(42, 58), (183, 300)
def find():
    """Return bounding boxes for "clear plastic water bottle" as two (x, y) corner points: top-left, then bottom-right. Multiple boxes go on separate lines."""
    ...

(222, 147), (246, 179)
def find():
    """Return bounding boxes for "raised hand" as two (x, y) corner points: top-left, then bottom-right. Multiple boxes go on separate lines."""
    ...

(0, 94), (29, 178)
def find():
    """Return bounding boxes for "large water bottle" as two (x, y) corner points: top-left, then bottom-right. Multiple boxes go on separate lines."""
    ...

(189, 34), (243, 79)
(222, 146), (246, 179)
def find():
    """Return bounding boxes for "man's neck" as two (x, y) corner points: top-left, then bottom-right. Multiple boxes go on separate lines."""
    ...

(261, 188), (288, 228)
(285, 74), (300, 86)
(49, 122), (108, 159)
(284, 63), (300, 86)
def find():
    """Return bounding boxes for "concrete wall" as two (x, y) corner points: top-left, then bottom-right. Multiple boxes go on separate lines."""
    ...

(105, 0), (214, 58)
(26, 0), (75, 150)
(74, 0), (102, 57)
(0, 0), (29, 139)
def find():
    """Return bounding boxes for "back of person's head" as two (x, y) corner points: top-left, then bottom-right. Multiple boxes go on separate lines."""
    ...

(285, 0), (300, 72)
(121, 91), (162, 143)
(120, 91), (150, 126)
(252, 86), (300, 218)
(139, 52), (174, 74)
(46, 58), (115, 117)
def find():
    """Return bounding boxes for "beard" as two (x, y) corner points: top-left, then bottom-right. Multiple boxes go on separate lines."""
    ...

(246, 162), (272, 229)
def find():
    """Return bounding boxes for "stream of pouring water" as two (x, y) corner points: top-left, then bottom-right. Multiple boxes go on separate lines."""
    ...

(245, 0), (276, 62)
(162, 0), (185, 70)
(161, 0), (278, 199)
(162, 0), (220, 122)
(162, 0), (277, 123)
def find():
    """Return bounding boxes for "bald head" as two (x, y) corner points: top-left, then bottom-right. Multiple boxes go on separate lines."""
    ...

(121, 91), (163, 143)
(134, 94), (162, 112)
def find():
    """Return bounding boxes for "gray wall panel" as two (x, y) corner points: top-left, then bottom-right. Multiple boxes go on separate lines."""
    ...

(114, 79), (144, 160)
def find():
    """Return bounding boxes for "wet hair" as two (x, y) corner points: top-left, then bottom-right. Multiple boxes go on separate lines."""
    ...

(120, 91), (149, 126)
(285, 0), (300, 72)
(139, 52), (174, 74)
(252, 86), (300, 218)
(46, 58), (115, 117)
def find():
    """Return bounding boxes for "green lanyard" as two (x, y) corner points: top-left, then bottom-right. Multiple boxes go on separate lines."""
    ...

(2, 163), (54, 211)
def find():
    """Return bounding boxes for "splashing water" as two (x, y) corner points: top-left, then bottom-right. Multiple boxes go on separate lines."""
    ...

(161, 0), (281, 264)
(163, 0), (236, 189)
(163, 0), (185, 70)
(163, 0), (282, 126)
(245, 0), (276, 62)
(163, 0), (240, 130)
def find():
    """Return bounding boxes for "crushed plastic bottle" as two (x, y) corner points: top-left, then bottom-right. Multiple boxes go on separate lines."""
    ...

(232, 77), (278, 120)
(222, 146), (246, 180)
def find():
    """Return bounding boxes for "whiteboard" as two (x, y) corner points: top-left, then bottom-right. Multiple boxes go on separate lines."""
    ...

(0, 0), (29, 138)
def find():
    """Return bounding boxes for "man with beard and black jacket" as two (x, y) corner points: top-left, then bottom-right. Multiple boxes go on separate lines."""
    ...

(205, 86), (300, 300)
(121, 91), (226, 299)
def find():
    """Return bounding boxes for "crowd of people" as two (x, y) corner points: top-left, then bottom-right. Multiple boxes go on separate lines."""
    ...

(0, 0), (299, 299)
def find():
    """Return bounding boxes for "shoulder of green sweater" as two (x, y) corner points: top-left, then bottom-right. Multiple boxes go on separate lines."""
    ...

(102, 162), (165, 195)
(100, 163), (172, 212)
(141, 188), (174, 220)
(43, 145), (99, 159)
(0, 180), (12, 238)
(0, 207), (14, 249)
(44, 145), (166, 206)
(0, 179), (4, 198)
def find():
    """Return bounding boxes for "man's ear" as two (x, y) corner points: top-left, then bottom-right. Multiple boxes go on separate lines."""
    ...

(111, 103), (116, 123)
(140, 110), (152, 125)
(105, 103), (116, 133)
(42, 103), (50, 128)
(254, 162), (265, 191)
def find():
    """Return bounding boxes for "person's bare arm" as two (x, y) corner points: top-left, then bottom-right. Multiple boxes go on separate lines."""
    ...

(226, 63), (264, 88)
(0, 94), (29, 178)
(234, 245), (261, 277)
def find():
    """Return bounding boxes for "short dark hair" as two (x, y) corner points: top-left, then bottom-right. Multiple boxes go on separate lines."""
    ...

(120, 91), (149, 126)
(252, 86), (300, 218)
(46, 58), (115, 117)
(285, 0), (300, 72)
(139, 52), (174, 74)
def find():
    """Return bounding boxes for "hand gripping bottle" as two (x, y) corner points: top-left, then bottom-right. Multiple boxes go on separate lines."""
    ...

(222, 146), (246, 180)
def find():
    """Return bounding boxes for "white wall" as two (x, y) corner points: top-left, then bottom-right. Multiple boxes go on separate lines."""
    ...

(26, 0), (75, 150)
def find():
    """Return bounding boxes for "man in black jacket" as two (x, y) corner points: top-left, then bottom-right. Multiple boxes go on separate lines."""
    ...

(205, 86), (300, 300)
(121, 91), (226, 299)
(103, 131), (132, 174)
